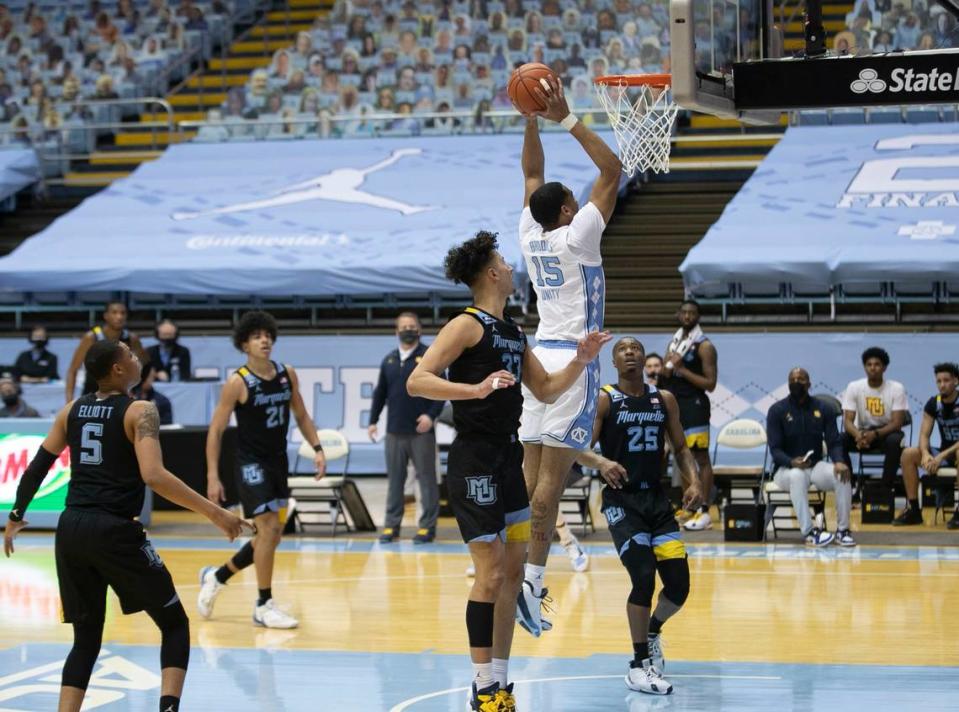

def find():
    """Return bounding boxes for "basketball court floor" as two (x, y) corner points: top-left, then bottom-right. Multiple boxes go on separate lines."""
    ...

(2, 497), (958, 712)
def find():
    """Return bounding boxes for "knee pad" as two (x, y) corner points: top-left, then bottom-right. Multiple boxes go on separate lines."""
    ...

(656, 557), (690, 608)
(147, 599), (190, 670)
(622, 545), (657, 608)
(62, 622), (104, 689)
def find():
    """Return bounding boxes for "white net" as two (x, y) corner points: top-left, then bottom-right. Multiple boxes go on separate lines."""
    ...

(594, 77), (678, 175)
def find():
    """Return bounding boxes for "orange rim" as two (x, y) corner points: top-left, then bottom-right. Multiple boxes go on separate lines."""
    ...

(593, 73), (671, 87)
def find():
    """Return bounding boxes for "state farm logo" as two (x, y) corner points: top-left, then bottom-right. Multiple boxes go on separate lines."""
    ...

(850, 66), (959, 94)
(851, 68), (886, 94)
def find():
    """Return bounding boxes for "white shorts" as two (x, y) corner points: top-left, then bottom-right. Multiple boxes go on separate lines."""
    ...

(518, 342), (601, 450)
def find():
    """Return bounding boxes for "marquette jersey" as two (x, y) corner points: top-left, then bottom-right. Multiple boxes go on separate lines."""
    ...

(660, 336), (708, 401)
(65, 393), (143, 518)
(234, 362), (293, 461)
(598, 384), (667, 492)
(927, 394), (959, 449)
(448, 307), (527, 436)
(519, 202), (606, 343)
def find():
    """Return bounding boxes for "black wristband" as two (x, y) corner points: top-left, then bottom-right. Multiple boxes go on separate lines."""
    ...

(312, 443), (324, 453)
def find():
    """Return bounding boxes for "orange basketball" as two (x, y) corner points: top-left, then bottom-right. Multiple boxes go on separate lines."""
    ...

(507, 62), (558, 115)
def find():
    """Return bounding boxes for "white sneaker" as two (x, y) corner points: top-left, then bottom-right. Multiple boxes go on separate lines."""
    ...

(564, 539), (590, 572)
(465, 564), (475, 577)
(253, 599), (299, 629)
(197, 566), (223, 619)
(804, 527), (834, 547)
(625, 659), (672, 695)
(835, 529), (857, 547)
(683, 510), (712, 531)
(515, 580), (549, 637)
(648, 634), (665, 671)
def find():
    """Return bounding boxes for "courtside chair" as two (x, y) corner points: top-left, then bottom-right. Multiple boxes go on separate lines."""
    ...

(560, 464), (594, 536)
(762, 442), (828, 541)
(854, 411), (913, 496)
(711, 419), (768, 506)
(289, 429), (351, 536)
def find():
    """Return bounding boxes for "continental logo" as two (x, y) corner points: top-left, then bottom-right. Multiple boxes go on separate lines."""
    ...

(850, 67), (959, 94)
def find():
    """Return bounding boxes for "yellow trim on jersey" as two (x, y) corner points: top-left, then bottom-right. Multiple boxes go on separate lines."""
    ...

(506, 520), (531, 543)
(653, 539), (686, 561)
(238, 366), (250, 377)
(465, 307), (480, 315)
(278, 506), (288, 525)
(685, 432), (710, 449)
(92, 326), (102, 336)
(602, 384), (616, 394)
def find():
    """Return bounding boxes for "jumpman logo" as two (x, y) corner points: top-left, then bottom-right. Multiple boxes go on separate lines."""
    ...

(164, 706), (175, 712)
(171, 148), (435, 220)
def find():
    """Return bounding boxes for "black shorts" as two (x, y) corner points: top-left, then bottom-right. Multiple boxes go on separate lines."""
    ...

(235, 452), (290, 519)
(601, 486), (686, 562)
(55, 508), (178, 625)
(446, 434), (530, 544)
(676, 394), (711, 450)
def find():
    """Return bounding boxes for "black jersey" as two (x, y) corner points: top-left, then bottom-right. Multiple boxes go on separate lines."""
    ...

(82, 326), (133, 395)
(234, 361), (293, 462)
(598, 383), (668, 491)
(660, 336), (708, 401)
(65, 393), (143, 518)
(925, 394), (959, 449)
(448, 307), (527, 436)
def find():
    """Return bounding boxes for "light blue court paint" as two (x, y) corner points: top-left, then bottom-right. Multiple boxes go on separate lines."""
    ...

(0, 644), (956, 711)
(12, 534), (959, 562)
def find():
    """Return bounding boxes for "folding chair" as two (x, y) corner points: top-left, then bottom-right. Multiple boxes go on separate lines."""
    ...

(288, 429), (351, 536)
(853, 411), (913, 497)
(918, 464), (958, 524)
(711, 419), (768, 507)
(761, 444), (828, 540)
(559, 465), (594, 536)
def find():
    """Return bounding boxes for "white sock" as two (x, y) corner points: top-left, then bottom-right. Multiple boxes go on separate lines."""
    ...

(556, 520), (575, 547)
(473, 662), (494, 690)
(525, 563), (546, 595)
(491, 658), (508, 688)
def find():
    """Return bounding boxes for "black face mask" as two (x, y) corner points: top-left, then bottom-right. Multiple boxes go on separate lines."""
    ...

(159, 337), (177, 347)
(398, 329), (419, 345)
(788, 382), (808, 400)
(2, 394), (19, 408)
(31, 339), (47, 349)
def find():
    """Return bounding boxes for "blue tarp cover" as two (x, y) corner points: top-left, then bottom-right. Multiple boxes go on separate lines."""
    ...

(0, 148), (41, 202)
(0, 134), (607, 296)
(680, 124), (959, 295)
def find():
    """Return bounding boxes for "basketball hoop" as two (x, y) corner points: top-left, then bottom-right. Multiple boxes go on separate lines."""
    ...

(593, 74), (677, 175)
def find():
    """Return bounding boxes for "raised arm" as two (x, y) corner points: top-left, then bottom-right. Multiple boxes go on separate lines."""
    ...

(205, 374), (244, 503)
(521, 330), (611, 404)
(522, 116), (545, 208)
(287, 365), (326, 480)
(407, 315), (514, 401)
(64, 332), (94, 402)
(532, 77), (622, 222)
(661, 389), (702, 507)
(130, 401), (248, 541)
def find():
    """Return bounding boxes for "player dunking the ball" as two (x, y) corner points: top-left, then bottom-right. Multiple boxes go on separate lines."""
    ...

(3, 341), (249, 712)
(198, 311), (326, 629)
(408, 232), (609, 711)
(577, 337), (701, 696)
(515, 75), (622, 635)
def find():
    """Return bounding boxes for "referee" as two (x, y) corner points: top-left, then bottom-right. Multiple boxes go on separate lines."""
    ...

(369, 312), (444, 544)
(3, 340), (247, 712)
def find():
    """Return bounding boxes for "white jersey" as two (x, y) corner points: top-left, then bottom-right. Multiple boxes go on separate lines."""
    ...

(519, 201), (606, 343)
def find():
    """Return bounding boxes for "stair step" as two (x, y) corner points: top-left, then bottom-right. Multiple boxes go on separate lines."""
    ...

(289, 0), (328, 7)
(266, 9), (325, 20)
(169, 93), (227, 107)
(250, 22), (312, 37)
(782, 19), (847, 33)
(689, 113), (788, 130)
(187, 74), (249, 88)
(210, 56), (271, 70)
(674, 136), (780, 150)
(89, 151), (162, 166)
(141, 111), (206, 122)
(115, 131), (195, 147)
(64, 170), (132, 186)
(231, 39), (291, 53)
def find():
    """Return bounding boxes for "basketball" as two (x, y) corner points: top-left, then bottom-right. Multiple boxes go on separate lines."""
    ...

(508, 62), (558, 115)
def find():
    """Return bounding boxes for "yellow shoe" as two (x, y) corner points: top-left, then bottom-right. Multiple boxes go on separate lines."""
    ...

(674, 508), (693, 523)
(495, 683), (516, 711)
(470, 682), (503, 712)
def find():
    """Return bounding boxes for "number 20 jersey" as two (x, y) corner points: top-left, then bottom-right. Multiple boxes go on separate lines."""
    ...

(598, 384), (667, 492)
(233, 361), (293, 462)
(448, 307), (527, 437)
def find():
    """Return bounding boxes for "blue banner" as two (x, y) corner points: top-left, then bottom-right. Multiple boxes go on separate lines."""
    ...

(680, 125), (959, 295)
(0, 148), (40, 203)
(2, 331), (957, 472)
(0, 134), (611, 297)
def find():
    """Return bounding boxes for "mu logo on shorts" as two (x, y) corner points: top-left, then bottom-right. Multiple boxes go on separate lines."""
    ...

(603, 506), (626, 526)
(866, 397), (885, 417)
(465, 475), (497, 506)
(141, 542), (164, 569)
(242, 463), (265, 485)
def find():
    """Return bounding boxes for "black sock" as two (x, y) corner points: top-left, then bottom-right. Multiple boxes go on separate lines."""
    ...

(257, 588), (272, 606)
(649, 616), (664, 635)
(909, 498), (920, 511)
(632, 641), (649, 665)
(160, 695), (180, 712)
(214, 565), (233, 584)
(699, 504), (709, 514)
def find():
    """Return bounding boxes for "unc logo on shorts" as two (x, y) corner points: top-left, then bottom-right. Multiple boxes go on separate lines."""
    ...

(242, 463), (264, 485)
(465, 475), (497, 506)
(570, 427), (589, 444)
(141, 542), (164, 569)
(604, 506), (626, 526)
